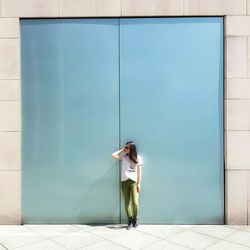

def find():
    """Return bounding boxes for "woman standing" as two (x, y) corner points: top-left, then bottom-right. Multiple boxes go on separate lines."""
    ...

(112, 141), (143, 230)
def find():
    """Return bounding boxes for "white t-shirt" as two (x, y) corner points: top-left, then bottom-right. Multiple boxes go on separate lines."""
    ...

(121, 154), (143, 182)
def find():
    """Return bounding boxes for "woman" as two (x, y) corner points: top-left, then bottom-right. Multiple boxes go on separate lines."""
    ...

(112, 141), (143, 230)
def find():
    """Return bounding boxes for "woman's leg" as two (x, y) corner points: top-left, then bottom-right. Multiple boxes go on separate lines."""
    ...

(121, 180), (133, 221)
(131, 181), (139, 220)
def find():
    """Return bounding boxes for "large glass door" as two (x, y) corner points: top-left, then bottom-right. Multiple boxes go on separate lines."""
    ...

(120, 17), (224, 224)
(21, 19), (120, 223)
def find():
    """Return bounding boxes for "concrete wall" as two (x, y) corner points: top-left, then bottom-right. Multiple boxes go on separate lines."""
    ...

(0, 0), (249, 225)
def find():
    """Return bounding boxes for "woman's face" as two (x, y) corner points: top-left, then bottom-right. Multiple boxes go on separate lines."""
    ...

(124, 144), (130, 153)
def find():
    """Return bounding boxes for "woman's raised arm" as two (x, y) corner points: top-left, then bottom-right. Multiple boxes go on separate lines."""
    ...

(112, 148), (124, 160)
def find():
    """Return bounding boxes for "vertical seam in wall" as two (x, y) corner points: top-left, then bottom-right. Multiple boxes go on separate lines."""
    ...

(183, 0), (185, 16)
(247, 37), (249, 80)
(248, 35), (249, 224)
(247, 171), (248, 225)
(121, 0), (122, 17)
(58, 0), (60, 17)
(118, 18), (121, 224)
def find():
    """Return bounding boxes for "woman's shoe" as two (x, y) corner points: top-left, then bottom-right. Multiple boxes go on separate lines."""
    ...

(126, 219), (133, 230)
(132, 218), (138, 228)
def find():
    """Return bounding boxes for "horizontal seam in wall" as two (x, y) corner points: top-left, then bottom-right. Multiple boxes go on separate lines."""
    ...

(17, 15), (228, 18)
(5, 14), (250, 19)
(0, 37), (19, 39)
(225, 169), (250, 171)
(0, 131), (20, 132)
(225, 130), (250, 131)
(225, 35), (250, 38)
(226, 77), (250, 79)
(0, 170), (21, 171)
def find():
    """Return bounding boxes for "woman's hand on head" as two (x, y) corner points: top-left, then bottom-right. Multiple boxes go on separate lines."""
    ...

(122, 147), (126, 153)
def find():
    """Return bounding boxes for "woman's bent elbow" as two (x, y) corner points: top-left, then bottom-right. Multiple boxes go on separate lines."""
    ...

(112, 155), (120, 160)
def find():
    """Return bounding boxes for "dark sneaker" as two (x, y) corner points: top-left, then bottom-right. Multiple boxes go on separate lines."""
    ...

(126, 219), (133, 230)
(132, 218), (138, 228)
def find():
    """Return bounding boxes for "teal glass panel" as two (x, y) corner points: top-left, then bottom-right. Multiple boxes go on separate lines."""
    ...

(20, 19), (120, 223)
(21, 17), (224, 224)
(120, 17), (224, 224)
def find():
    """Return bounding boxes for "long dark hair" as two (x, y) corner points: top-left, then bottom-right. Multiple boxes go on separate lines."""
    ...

(125, 141), (138, 164)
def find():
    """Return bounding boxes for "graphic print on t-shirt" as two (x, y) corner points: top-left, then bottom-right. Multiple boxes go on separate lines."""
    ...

(129, 161), (136, 172)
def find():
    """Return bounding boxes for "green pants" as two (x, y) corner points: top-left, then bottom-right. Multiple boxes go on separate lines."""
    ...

(121, 178), (139, 222)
